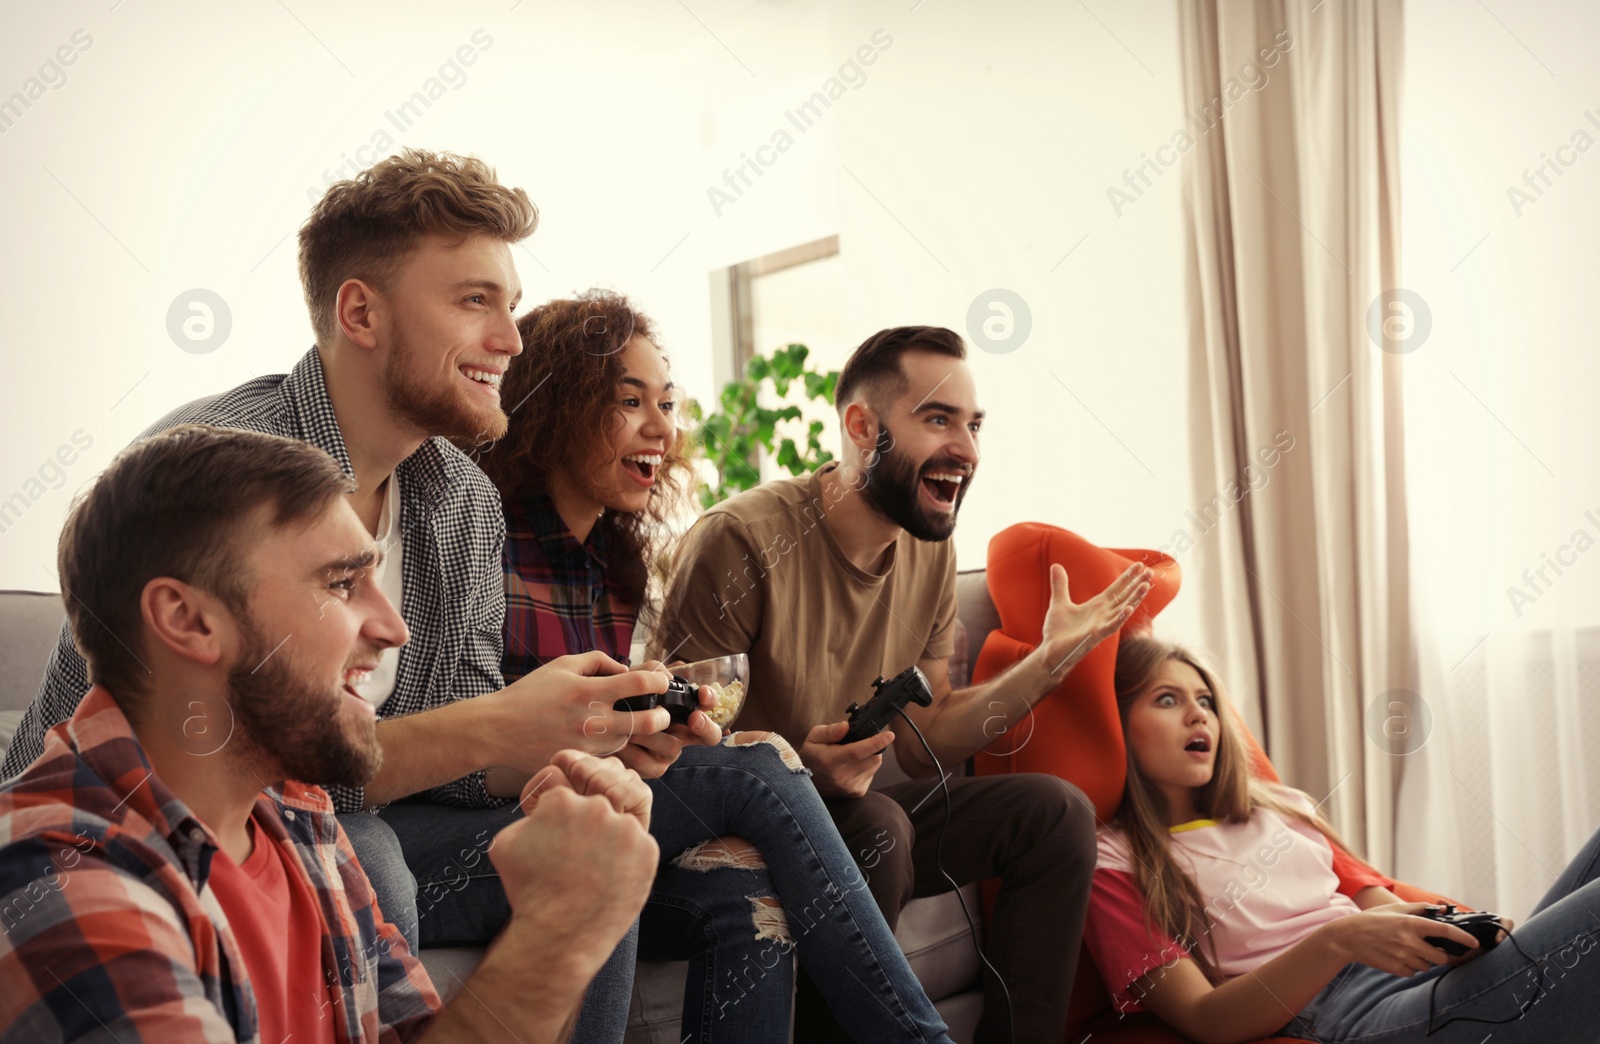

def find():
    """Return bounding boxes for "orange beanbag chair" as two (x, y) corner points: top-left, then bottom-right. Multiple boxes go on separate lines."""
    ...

(970, 522), (1455, 1044)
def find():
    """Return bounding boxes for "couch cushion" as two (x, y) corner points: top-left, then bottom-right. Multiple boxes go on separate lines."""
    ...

(419, 885), (985, 996)
(0, 710), (23, 758)
(952, 570), (999, 690)
(894, 884), (982, 1001)
(626, 959), (698, 1044)
(415, 946), (483, 1003)
(0, 590), (63, 716)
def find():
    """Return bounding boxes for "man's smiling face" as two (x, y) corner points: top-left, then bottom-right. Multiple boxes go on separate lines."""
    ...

(858, 350), (983, 542)
(225, 497), (409, 786)
(378, 232), (524, 445)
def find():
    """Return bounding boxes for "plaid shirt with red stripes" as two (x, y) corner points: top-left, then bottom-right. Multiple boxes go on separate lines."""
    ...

(501, 494), (637, 680)
(0, 686), (440, 1042)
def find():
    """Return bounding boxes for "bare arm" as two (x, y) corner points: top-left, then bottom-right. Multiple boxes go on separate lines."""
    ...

(1353, 885), (1405, 909)
(360, 653), (673, 808)
(364, 698), (502, 807)
(478, 676), (719, 798)
(416, 923), (591, 1043)
(1137, 904), (1481, 1044)
(895, 562), (1152, 776)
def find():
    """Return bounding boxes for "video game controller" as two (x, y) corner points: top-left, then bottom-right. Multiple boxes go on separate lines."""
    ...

(841, 666), (934, 744)
(1418, 904), (1505, 957)
(613, 675), (699, 726)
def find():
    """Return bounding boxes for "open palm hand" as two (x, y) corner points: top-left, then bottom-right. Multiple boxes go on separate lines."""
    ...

(1040, 562), (1153, 676)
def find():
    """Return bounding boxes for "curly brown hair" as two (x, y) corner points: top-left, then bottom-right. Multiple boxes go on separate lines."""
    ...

(298, 148), (538, 345)
(475, 291), (695, 616)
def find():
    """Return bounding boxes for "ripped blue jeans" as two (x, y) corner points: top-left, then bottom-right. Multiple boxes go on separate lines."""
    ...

(367, 734), (950, 1044)
(639, 734), (952, 1044)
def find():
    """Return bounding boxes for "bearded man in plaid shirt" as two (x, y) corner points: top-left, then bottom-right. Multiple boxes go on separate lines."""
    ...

(0, 425), (659, 1041)
(1, 150), (680, 1039)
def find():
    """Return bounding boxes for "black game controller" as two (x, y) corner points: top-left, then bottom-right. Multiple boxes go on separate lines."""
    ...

(1418, 904), (1505, 957)
(614, 676), (699, 726)
(841, 666), (934, 744)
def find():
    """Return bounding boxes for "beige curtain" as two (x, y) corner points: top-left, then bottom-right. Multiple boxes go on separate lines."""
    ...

(1178, 0), (1413, 869)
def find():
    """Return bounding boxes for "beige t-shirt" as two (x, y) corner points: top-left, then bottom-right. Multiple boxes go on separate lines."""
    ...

(653, 463), (957, 746)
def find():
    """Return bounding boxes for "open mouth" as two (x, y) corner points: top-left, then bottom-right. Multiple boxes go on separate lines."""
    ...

(921, 470), (964, 507)
(622, 453), (662, 487)
(1184, 735), (1212, 755)
(343, 667), (375, 707)
(460, 365), (504, 398)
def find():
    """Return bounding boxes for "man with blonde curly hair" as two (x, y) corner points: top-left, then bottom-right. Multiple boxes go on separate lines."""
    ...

(3, 149), (676, 1037)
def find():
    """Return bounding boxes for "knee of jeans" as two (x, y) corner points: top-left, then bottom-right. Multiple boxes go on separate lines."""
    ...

(672, 835), (770, 872)
(722, 730), (806, 772)
(748, 895), (793, 946)
(665, 840), (794, 947)
(342, 814), (418, 913)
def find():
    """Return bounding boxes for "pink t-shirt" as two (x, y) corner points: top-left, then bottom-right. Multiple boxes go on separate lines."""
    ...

(1085, 789), (1386, 1012)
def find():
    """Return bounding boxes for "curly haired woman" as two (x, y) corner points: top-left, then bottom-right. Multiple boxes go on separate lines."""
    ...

(475, 291), (952, 1044)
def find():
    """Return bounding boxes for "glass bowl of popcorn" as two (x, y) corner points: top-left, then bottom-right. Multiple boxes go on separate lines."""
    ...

(671, 653), (750, 730)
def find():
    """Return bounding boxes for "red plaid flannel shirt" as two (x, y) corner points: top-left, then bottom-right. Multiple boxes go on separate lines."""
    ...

(0, 686), (441, 1041)
(502, 493), (637, 679)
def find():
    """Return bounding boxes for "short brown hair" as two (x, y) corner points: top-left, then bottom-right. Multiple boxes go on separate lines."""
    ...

(57, 425), (352, 706)
(298, 148), (539, 344)
(835, 326), (966, 413)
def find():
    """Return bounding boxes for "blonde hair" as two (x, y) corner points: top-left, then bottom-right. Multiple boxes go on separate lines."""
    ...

(297, 148), (538, 344)
(1112, 634), (1351, 982)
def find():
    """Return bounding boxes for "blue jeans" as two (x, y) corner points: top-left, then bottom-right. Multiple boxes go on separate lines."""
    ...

(641, 737), (952, 1044)
(356, 737), (950, 1043)
(1281, 821), (1600, 1041)
(368, 798), (635, 1042)
(337, 810), (419, 952)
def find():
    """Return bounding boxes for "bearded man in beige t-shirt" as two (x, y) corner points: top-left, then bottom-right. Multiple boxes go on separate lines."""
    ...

(654, 325), (1152, 1044)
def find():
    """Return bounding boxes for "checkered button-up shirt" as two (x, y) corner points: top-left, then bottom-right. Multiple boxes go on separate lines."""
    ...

(0, 349), (509, 812)
(0, 685), (441, 1041)
(501, 493), (637, 680)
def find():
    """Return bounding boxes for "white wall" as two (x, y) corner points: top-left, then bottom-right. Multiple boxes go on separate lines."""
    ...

(1401, 0), (1600, 637)
(0, 0), (1195, 642)
(829, 1), (1195, 637)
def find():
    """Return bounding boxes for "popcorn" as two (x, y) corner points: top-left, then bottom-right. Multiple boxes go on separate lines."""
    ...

(704, 679), (745, 728)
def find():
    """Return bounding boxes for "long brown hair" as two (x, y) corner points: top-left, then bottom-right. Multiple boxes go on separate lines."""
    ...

(1112, 634), (1351, 982)
(474, 290), (694, 621)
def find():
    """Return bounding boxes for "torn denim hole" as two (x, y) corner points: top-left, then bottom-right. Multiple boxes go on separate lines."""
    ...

(749, 896), (792, 945)
(723, 730), (807, 772)
(672, 836), (770, 872)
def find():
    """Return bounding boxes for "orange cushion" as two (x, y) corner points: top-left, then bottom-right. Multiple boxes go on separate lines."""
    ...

(971, 522), (1182, 819)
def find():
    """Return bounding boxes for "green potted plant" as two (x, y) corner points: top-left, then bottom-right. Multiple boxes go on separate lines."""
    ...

(687, 343), (839, 510)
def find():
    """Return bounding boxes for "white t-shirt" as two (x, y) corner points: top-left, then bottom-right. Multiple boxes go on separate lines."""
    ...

(354, 473), (403, 710)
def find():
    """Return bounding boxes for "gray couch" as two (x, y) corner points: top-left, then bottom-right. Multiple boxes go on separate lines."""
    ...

(0, 574), (1002, 1041)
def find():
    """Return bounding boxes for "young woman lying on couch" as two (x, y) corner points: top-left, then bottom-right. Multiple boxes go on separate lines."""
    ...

(1085, 633), (1600, 1043)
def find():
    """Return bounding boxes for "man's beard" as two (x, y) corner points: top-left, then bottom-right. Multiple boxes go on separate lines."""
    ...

(858, 425), (972, 542)
(382, 326), (508, 445)
(226, 619), (383, 789)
